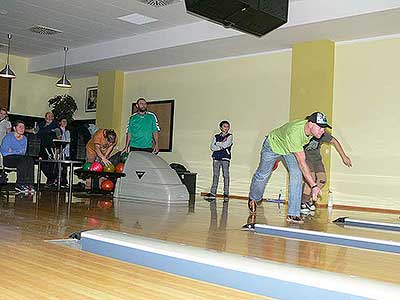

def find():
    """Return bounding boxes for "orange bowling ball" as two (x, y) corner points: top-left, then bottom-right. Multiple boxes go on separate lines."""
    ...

(98, 200), (113, 208)
(115, 162), (124, 173)
(101, 180), (114, 191)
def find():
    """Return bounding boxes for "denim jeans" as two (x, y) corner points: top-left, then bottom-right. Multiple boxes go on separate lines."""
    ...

(210, 160), (230, 195)
(249, 137), (302, 217)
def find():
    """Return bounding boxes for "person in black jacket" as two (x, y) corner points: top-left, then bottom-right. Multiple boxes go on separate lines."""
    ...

(204, 121), (233, 202)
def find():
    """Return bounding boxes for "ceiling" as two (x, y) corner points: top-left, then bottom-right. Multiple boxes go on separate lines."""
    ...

(1, 0), (400, 78)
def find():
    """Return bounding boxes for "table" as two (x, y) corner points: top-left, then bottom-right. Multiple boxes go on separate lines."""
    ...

(36, 159), (83, 214)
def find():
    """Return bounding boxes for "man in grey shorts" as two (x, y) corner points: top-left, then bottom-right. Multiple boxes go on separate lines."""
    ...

(301, 130), (352, 212)
(204, 121), (233, 202)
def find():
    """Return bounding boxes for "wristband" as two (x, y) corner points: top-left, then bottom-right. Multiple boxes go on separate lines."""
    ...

(311, 185), (318, 190)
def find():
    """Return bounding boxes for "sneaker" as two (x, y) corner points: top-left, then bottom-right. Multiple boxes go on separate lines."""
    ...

(301, 203), (310, 213)
(15, 184), (29, 193)
(223, 194), (229, 202)
(286, 215), (304, 224)
(241, 223), (256, 231)
(26, 185), (35, 193)
(204, 193), (216, 201)
(305, 200), (316, 211)
(248, 199), (257, 214)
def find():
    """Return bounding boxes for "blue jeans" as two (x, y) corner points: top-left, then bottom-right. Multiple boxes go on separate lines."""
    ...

(249, 137), (302, 217)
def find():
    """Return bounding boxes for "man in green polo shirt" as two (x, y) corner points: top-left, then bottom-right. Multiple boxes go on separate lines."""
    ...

(123, 98), (160, 153)
(248, 112), (331, 223)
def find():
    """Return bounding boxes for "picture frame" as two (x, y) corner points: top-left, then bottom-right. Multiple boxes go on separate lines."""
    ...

(85, 86), (98, 112)
(131, 99), (175, 152)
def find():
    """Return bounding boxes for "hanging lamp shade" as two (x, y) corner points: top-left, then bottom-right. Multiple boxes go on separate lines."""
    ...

(0, 34), (16, 79)
(56, 73), (72, 88)
(56, 46), (71, 88)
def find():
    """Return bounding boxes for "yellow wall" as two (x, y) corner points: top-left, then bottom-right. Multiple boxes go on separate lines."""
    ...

(122, 51), (292, 197)
(290, 40), (335, 202)
(97, 70), (124, 133)
(0, 53), (97, 119)
(333, 37), (400, 210)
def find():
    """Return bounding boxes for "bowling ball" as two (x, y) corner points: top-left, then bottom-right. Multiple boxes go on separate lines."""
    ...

(98, 200), (113, 209)
(103, 164), (115, 173)
(273, 160), (280, 171)
(120, 152), (129, 163)
(101, 179), (114, 191)
(115, 162), (124, 173)
(89, 162), (103, 172)
(83, 162), (91, 171)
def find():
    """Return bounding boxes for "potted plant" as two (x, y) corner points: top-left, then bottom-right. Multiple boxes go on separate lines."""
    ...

(48, 94), (78, 123)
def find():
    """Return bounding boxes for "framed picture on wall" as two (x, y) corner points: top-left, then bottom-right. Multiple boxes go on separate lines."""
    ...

(85, 86), (98, 112)
(131, 99), (175, 152)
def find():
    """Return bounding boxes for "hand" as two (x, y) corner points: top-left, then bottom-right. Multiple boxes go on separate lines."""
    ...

(101, 157), (112, 166)
(311, 186), (322, 202)
(342, 155), (352, 167)
(153, 144), (159, 154)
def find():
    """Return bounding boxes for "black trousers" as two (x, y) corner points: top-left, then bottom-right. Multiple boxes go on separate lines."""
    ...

(3, 155), (34, 185)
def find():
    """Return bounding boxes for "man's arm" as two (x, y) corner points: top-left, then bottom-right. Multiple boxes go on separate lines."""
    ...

(294, 151), (322, 201)
(216, 135), (233, 149)
(152, 131), (159, 153)
(210, 136), (221, 151)
(123, 132), (131, 153)
(94, 144), (111, 165)
(331, 137), (352, 167)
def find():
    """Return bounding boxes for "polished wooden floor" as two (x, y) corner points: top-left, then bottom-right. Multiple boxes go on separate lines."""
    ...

(1, 191), (400, 300)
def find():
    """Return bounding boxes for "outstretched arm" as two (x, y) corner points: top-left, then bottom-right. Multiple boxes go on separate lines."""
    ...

(331, 137), (352, 167)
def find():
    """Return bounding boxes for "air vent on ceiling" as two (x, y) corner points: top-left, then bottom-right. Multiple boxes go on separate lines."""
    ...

(30, 25), (63, 35)
(137, 0), (180, 7)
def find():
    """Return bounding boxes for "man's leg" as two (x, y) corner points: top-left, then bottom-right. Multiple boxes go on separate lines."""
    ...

(249, 138), (280, 212)
(221, 160), (230, 196)
(282, 153), (303, 217)
(302, 161), (316, 204)
(210, 160), (221, 196)
(314, 161), (327, 190)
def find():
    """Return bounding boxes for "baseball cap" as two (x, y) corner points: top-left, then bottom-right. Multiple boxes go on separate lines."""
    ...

(306, 112), (332, 129)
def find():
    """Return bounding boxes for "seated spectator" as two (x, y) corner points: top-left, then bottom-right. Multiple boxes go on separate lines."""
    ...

(0, 120), (35, 193)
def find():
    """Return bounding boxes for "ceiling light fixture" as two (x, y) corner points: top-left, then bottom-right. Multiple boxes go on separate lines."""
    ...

(0, 34), (16, 79)
(56, 46), (72, 88)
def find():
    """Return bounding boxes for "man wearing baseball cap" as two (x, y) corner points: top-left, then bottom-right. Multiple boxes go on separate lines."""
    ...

(248, 112), (330, 223)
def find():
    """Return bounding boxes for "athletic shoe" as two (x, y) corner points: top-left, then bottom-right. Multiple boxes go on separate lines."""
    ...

(15, 184), (29, 193)
(204, 193), (216, 201)
(241, 223), (256, 231)
(286, 215), (304, 224)
(301, 203), (310, 213)
(248, 199), (257, 214)
(26, 185), (35, 193)
(305, 200), (316, 211)
(223, 194), (229, 202)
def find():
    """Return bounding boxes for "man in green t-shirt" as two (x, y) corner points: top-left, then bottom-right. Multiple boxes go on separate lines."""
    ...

(248, 112), (331, 223)
(123, 98), (160, 153)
